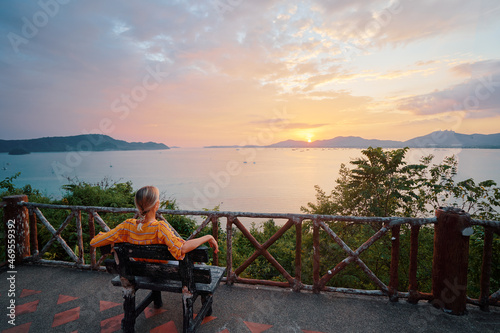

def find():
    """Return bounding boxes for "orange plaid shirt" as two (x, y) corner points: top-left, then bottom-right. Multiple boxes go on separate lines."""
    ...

(90, 219), (186, 260)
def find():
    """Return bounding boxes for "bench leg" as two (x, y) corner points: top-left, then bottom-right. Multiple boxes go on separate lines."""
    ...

(121, 287), (136, 333)
(152, 290), (163, 308)
(182, 287), (194, 333)
(201, 294), (213, 317)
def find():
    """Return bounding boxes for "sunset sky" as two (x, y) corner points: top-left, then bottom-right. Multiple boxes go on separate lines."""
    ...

(1, 0), (500, 147)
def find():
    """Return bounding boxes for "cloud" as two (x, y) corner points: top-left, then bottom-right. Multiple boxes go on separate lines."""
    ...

(310, 0), (500, 48)
(415, 60), (440, 67)
(375, 68), (437, 80)
(1, 0), (499, 145)
(280, 122), (328, 129)
(450, 59), (500, 77)
(249, 118), (292, 125)
(398, 59), (500, 116)
(247, 118), (328, 130)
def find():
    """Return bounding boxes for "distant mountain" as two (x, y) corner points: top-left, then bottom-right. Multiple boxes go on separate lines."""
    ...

(263, 139), (311, 148)
(403, 131), (500, 148)
(264, 137), (399, 148)
(0, 134), (169, 154)
(206, 131), (500, 149)
(309, 136), (402, 148)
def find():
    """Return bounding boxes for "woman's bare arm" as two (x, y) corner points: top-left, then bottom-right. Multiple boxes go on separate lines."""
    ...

(181, 235), (219, 254)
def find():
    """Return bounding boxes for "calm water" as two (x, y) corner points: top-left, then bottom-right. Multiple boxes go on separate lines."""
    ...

(1, 148), (499, 215)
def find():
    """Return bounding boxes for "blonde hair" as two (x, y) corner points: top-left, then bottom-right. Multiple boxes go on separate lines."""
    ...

(134, 186), (160, 230)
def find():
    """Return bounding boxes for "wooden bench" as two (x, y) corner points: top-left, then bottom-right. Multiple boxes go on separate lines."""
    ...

(103, 243), (226, 333)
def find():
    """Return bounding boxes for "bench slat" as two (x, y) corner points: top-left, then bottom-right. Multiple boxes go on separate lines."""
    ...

(104, 259), (212, 283)
(105, 259), (212, 284)
(127, 261), (212, 284)
(115, 243), (209, 262)
(110, 266), (225, 294)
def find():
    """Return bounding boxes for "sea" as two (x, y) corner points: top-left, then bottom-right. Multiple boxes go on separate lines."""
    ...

(1, 148), (499, 216)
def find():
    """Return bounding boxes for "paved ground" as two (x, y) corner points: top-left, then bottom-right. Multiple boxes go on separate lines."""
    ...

(0, 265), (499, 333)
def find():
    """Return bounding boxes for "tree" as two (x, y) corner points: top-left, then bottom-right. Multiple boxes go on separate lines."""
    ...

(62, 177), (135, 209)
(302, 147), (428, 218)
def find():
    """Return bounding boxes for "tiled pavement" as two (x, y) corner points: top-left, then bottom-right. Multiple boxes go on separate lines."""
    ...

(1, 265), (499, 333)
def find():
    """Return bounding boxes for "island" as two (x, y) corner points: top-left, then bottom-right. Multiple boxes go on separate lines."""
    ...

(0, 134), (169, 154)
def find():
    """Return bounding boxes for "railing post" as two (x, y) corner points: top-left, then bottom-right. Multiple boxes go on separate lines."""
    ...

(389, 225), (400, 302)
(432, 207), (472, 315)
(226, 216), (234, 285)
(28, 207), (39, 259)
(479, 227), (494, 312)
(76, 210), (84, 265)
(89, 210), (97, 269)
(212, 215), (219, 266)
(407, 224), (420, 304)
(312, 219), (320, 294)
(293, 218), (302, 292)
(3, 195), (31, 265)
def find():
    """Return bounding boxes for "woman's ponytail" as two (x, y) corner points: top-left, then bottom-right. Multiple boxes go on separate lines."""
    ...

(134, 186), (160, 231)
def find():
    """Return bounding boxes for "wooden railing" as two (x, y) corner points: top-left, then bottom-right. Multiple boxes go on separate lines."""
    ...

(2, 195), (500, 314)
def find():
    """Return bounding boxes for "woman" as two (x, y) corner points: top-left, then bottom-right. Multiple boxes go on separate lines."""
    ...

(90, 185), (218, 260)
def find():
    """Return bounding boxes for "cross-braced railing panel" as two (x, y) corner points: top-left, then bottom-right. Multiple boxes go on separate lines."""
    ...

(24, 204), (121, 269)
(32, 207), (80, 263)
(230, 217), (296, 286)
(314, 219), (390, 293)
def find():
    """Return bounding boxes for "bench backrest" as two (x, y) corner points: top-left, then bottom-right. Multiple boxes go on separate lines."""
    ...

(108, 243), (212, 287)
(114, 242), (209, 262)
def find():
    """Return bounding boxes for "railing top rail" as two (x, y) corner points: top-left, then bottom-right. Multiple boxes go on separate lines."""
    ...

(16, 201), (500, 228)
(471, 218), (500, 229)
(21, 201), (137, 212)
(18, 201), (435, 224)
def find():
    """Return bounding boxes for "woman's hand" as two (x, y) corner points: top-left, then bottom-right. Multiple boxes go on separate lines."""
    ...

(207, 235), (219, 253)
(181, 235), (219, 254)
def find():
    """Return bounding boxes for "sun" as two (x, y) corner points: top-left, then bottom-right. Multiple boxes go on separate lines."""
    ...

(298, 130), (314, 143)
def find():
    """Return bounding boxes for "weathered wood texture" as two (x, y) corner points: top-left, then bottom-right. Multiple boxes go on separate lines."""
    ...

(294, 218), (302, 292)
(389, 225), (401, 302)
(3, 195), (30, 264)
(28, 207), (39, 258)
(432, 207), (471, 315)
(480, 227), (494, 311)
(407, 224), (421, 304)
